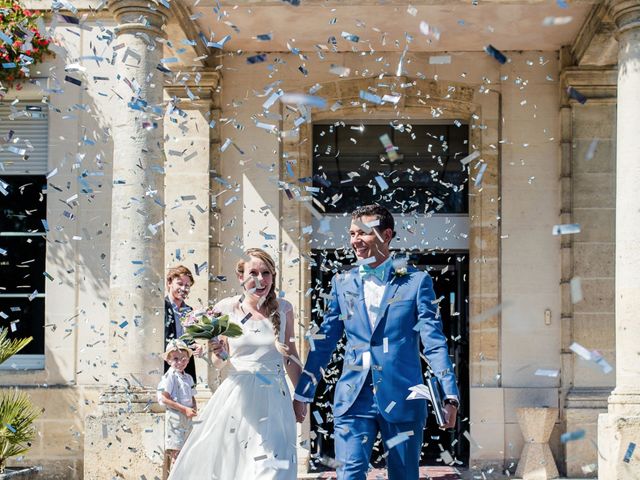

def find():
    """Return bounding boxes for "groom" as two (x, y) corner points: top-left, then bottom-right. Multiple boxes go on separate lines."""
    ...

(293, 204), (459, 480)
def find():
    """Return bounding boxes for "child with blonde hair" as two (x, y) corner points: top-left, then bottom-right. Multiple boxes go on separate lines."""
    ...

(157, 339), (197, 478)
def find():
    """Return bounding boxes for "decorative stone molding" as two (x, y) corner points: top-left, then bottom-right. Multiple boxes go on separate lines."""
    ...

(164, 70), (221, 105)
(609, 0), (640, 34)
(560, 67), (617, 103)
(108, 0), (169, 36)
(572, 4), (618, 66)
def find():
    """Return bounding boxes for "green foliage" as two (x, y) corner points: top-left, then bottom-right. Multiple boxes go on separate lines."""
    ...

(0, 328), (31, 366)
(180, 313), (244, 342)
(0, 328), (39, 473)
(0, 389), (40, 473)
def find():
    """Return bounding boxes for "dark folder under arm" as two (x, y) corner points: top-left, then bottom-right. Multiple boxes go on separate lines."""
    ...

(426, 374), (447, 428)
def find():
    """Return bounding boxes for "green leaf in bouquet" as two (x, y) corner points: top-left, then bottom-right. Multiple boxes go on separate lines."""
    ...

(222, 322), (243, 338)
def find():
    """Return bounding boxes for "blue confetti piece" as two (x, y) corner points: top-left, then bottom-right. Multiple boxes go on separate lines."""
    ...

(247, 54), (267, 64)
(2, 63), (16, 69)
(176, 249), (181, 260)
(341, 32), (360, 42)
(65, 75), (82, 86)
(207, 35), (231, 49)
(0, 31), (12, 44)
(566, 86), (587, 104)
(256, 33), (272, 41)
(255, 372), (272, 385)
(286, 161), (295, 177)
(359, 90), (382, 105)
(484, 44), (507, 64)
(557, 0), (568, 8)
(560, 429), (585, 443)
(5, 424), (16, 433)
(41, 219), (49, 232)
(119, 320), (128, 328)
(624, 442), (636, 463)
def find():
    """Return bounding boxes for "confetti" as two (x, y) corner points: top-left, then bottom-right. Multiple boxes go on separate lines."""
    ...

(567, 86), (587, 104)
(561, 429), (585, 443)
(552, 223), (581, 235)
(624, 442), (636, 463)
(570, 277), (583, 304)
(429, 55), (451, 65)
(484, 44), (508, 64)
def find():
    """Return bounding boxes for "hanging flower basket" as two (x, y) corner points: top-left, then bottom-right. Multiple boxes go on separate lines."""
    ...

(0, 0), (53, 89)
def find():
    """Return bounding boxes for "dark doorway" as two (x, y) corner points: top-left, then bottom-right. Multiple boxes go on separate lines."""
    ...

(308, 249), (470, 471)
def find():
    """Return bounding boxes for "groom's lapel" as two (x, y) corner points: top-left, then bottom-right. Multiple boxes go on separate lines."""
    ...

(348, 270), (372, 336)
(371, 268), (401, 334)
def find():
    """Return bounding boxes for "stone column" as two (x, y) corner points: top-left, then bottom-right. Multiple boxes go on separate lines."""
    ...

(84, 2), (168, 478)
(598, 1), (640, 478)
(107, 0), (169, 387)
(163, 71), (221, 391)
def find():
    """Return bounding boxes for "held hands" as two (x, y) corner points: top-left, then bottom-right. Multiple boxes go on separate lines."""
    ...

(292, 399), (307, 423)
(208, 337), (228, 360)
(441, 403), (458, 430)
(183, 406), (197, 418)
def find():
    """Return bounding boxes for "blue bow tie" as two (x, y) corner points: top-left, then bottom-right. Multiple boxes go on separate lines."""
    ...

(359, 263), (387, 282)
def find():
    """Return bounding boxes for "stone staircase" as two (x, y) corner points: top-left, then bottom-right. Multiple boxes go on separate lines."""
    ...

(298, 466), (462, 479)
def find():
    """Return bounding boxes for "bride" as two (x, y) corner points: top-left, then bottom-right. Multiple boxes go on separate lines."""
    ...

(168, 248), (307, 479)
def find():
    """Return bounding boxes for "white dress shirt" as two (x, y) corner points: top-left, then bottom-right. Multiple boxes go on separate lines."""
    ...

(362, 258), (392, 330)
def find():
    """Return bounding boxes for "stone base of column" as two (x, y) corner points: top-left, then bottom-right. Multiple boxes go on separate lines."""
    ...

(84, 387), (164, 479)
(598, 413), (640, 479)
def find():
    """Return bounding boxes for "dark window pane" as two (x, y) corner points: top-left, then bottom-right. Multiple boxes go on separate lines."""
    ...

(0, 235), (46, 293)
(313, 123), (468, 214)
(0, 297), (45, 355)
(0, 175), (47, 232)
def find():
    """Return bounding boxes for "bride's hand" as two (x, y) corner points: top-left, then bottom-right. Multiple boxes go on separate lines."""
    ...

(293, 399), (307, 423)
(208, 338), (228, 359)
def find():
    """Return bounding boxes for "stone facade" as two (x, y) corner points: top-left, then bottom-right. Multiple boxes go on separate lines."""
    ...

(1, 0), (634, 478)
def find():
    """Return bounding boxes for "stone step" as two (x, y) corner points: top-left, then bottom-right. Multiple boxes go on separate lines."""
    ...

(298, 466), (461, 479)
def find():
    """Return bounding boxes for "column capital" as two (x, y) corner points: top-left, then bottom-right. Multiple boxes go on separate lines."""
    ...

(608, 0), (640, 35)
(109, 0), (169, 37)
(164, 69), (221, 106)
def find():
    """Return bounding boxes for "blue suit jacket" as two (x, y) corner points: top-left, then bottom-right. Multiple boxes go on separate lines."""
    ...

(296, 265), (459, 423)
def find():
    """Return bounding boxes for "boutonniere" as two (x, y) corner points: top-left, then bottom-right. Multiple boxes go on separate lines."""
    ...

(391, 258), (409, 279)
(393, 266), (408, 278)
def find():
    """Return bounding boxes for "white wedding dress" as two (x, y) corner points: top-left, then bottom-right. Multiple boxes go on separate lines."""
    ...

(168, 297), (297, 480)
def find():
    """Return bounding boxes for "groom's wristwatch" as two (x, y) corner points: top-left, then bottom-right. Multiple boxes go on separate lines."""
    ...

(444, 399), (459, 408)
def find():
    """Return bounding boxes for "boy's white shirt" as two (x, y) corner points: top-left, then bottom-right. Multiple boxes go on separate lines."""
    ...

(157, 366), (196, 408)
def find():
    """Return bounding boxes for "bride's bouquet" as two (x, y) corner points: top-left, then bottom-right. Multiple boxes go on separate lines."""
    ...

(179, 308), (243, 351)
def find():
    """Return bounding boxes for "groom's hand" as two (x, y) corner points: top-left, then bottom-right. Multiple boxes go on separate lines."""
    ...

(293, 399), (307, 423)
(442, 403), (458, 430)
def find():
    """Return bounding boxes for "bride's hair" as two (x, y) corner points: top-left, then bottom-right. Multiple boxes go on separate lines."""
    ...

(236, 248), (281, 339)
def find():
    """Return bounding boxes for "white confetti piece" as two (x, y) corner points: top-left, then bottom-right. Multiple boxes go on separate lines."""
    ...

(570, 277), (583, 304)
(429, 55), (451, 65)
(552, 223), (581, 235)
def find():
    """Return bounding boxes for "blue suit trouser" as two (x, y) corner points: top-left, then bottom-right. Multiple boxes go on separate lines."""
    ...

(333, 375), (426, 480)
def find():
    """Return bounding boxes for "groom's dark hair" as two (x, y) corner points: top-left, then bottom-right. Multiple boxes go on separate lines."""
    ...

(352, 204), (396, 239)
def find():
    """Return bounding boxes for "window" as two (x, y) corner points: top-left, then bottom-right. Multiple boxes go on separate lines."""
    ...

(312, 122), (469, 214)
(0, 102), (48, 368)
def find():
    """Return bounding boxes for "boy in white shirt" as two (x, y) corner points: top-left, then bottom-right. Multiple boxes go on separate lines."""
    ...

(158, 340), (197, 477)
